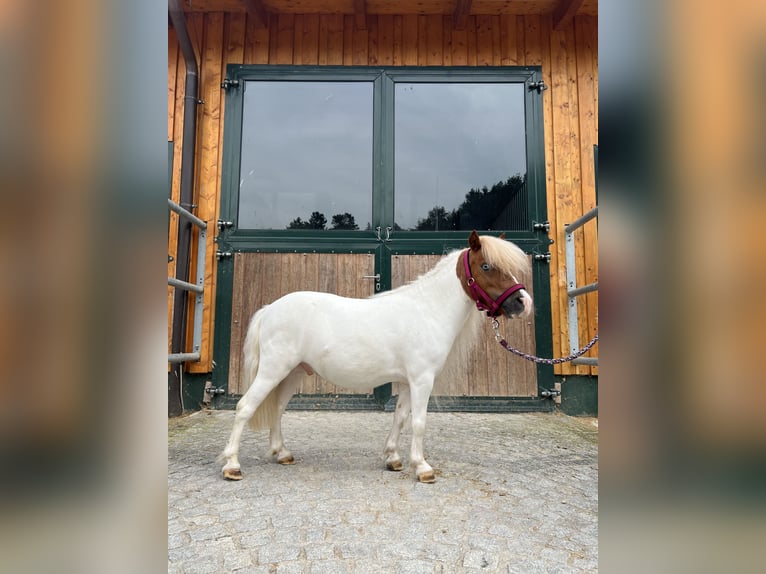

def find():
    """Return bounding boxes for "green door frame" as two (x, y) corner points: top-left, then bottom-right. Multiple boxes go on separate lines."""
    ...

(213, 65), (554, 408)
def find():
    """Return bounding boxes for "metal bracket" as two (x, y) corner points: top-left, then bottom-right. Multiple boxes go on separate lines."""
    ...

(528, 80), (548, 93)
(217, 220), (234, 231)
(203, 381), (226, 405)
(215, 250), (233, 261)
(534, 252), (551, 263)
(533, 220), (550, 233)
(221, 78), (240, 90)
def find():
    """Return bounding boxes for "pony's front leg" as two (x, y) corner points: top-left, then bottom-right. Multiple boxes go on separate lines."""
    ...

(408, 376), (436, 483)
(383, 384), (410, 471)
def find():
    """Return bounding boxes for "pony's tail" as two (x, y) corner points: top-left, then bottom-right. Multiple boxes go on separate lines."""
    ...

(241, 306), (266, 393)
(240, 306), (279, 431)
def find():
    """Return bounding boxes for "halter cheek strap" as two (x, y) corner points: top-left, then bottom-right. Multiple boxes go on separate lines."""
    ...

(463, 249), (526, 317)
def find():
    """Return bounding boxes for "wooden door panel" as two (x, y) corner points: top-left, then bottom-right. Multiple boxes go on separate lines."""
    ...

(229, 251), (536, 398)
(228, 252), (375, 396)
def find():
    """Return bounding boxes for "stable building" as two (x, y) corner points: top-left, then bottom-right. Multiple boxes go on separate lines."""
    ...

(168, 0), (598, 416)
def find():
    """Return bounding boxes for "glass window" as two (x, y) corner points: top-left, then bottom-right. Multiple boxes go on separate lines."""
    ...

(238, 81), (373, 230)
(394, 83), (528, 231)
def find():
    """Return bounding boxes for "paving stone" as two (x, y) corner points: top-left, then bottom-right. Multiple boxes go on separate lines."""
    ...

(169, 410), (598, 572)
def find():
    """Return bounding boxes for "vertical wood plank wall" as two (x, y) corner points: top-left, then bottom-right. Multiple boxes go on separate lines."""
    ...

(168, 13), (599, 377)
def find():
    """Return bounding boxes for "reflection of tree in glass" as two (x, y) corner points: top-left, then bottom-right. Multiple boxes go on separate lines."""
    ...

(415, 206), (454, 231)
(288, 211), (327, 229)
(330, 212), (359, 230)
(287, 211), (359, 230)
(413, 173), (527, 231)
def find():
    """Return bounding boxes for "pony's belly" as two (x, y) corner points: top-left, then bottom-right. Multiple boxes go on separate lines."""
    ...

(308, 359), (402, 391)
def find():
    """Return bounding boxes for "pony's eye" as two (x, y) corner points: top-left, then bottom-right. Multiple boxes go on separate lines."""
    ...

(480, 263), (491, 272)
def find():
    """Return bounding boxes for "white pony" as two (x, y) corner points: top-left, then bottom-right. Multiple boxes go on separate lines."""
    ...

(220, 231), (532, 483)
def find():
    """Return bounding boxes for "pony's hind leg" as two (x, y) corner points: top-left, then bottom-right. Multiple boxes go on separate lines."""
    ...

(221, 366), (292, 480)
(268, 369), (303, 465)
(220, 391), (259, 480)
(383, 384), (410, 471)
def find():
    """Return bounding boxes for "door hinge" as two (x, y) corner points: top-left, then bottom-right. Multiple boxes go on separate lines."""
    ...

(534, 252), (552, 263)
(533, 220), (550, 233)
(215, 250), (233, 261)
(217, 220), (234, 231)
(221, 78), (240, 90)
(528, 80), (548, 93)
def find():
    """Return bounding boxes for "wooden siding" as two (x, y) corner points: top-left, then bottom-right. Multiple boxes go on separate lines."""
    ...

(168, 12), (598, 377)
(228, 252), (376, 395)
(390, 254), (537, 397)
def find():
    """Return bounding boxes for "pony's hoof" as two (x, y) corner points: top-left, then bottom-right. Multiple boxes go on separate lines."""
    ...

(417, 470), (436, 483)
(223, 468), (243, 481)
(386, 459), (404, 472)
(277, 454), (295, 465)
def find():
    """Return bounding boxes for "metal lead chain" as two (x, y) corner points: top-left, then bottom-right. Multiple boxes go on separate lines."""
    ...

(490, 318), (599, 365)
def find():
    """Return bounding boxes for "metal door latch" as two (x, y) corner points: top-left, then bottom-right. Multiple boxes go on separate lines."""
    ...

(362, 273), (381, 291)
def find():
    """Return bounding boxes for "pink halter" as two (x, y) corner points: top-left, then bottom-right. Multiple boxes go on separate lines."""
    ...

(463, 249), (526, 317)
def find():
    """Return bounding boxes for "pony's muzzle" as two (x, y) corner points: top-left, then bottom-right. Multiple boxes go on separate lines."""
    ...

(503, 290), (532, 318)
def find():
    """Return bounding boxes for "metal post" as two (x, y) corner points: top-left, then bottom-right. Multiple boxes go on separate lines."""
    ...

(565, 229), (580, 356)
(166, 201), (207, 367)
(565, 206), (598, 365)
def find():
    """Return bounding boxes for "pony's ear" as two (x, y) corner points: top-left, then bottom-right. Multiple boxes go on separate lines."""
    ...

(498, 232), (506, 240)
(468, 230), (481, 251)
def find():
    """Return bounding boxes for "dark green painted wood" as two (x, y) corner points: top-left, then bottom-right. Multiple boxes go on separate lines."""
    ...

(559, 375), (598, 416)
(211, 255), (234, 391)
(213, 393), (555, 413)
(180, 372), (211, 413)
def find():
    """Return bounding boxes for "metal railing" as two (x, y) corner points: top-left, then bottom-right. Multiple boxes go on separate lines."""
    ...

(168, 198), (207, 363)
(564, 206), (598, 366)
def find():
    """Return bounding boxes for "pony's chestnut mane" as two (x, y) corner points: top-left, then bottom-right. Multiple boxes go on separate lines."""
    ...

(476, 235), (531, 280)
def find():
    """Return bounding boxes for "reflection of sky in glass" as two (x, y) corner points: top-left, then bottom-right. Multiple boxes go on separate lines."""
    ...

(238, 82), (373, 229)
(394, 83), (527, 230)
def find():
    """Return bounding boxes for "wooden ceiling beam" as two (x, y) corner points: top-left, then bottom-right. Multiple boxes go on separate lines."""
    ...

(552, 0), (584, 30)
(354, 0), (367, 30)
(244, 0), (270, 29)
(453, 0), (472, 31)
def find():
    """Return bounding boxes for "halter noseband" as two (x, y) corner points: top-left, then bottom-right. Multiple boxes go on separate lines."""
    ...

(463, 249), (526, 317)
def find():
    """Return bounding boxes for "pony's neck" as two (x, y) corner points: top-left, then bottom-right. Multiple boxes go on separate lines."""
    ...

(428, 251), (485, 383)
(401, 250), (481, 342)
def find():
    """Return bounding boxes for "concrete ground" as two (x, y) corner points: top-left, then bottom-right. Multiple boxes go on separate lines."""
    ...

(168, 410), (598, 573)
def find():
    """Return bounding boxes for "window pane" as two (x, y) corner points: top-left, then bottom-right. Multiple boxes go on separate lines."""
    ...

(238, 81), (373, 230)
(394, 83), (528, 231)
